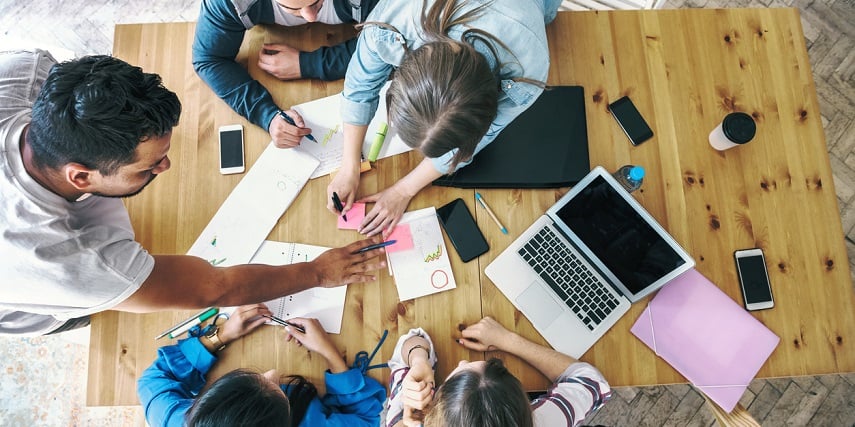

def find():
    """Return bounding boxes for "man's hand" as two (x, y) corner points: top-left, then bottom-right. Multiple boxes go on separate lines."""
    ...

(269, 109), (312, 149)
(258, 43), (301, 80)
(309, 236), (387, 287)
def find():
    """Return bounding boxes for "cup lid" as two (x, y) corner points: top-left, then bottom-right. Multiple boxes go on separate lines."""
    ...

(722, 112), (756, 144)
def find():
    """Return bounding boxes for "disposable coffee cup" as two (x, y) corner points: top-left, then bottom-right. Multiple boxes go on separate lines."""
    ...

(709, 112), (756, 151)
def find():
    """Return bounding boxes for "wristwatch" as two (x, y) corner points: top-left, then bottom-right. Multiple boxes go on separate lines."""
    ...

(204, 325), (227, 352)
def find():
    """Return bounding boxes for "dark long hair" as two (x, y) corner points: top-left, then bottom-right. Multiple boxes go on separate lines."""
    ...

(424, 358), (533, 427)
(185, 370), (317, 427)
(28, 55), (180, 175)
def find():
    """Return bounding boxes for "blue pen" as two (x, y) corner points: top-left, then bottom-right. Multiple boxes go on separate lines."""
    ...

(475, 192), (508, 235)
(278, 110), (317, 143)
(356, 240), (397, 253)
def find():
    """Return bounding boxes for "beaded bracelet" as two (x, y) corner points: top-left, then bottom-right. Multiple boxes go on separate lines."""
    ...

(407, 344), (430, 365)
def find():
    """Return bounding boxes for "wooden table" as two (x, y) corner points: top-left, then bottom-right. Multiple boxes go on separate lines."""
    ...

(89, 8), (855, 407)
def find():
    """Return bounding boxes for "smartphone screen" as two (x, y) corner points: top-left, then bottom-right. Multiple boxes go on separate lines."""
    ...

(219, 125), (245, 174)
(608, 96), (654, 145)
(437, 198), (489, 263)
(734, 249), (774, 310)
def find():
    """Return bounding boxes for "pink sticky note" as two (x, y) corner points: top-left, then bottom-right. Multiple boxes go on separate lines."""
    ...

(337, 203), (366, 230)
(385, 223), (414, 253)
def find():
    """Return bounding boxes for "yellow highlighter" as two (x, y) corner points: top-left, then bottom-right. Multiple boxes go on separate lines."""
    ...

(367, 122), (388, 162)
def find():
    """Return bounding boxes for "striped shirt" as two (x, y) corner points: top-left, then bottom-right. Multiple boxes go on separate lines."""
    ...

(385, 329), (611, 427)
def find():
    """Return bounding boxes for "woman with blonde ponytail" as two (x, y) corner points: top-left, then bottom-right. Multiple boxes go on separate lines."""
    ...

(328, 0), (561, 237)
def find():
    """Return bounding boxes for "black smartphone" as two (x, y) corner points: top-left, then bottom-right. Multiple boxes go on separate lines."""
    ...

(608, 96), (654, 146)
(734, 248), (774, 311)
(436, 198), (489, 263)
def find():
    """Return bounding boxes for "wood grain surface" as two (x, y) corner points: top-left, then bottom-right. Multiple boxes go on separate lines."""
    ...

(89, 8), (855, 406)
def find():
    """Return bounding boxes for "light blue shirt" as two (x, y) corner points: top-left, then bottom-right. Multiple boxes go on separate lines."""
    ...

(341, 0), (561, 173)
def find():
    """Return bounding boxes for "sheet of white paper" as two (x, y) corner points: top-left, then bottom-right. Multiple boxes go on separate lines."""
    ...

(187, 143), (319, 266)
(249, 241), (346, 334)
(386, 207), (457, 301)
(294, 82), (412, 178)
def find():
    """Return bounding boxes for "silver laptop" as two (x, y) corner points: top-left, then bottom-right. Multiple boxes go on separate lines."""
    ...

(485, 166), (694, 358)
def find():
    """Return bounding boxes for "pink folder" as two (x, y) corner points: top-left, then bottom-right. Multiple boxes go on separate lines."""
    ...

(630, 268), (779, 412)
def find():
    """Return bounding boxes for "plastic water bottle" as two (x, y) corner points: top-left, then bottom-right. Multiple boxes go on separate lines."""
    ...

(613, 165), (645, 193)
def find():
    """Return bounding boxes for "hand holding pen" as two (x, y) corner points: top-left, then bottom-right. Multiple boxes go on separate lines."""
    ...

(270, 109), (316, 148)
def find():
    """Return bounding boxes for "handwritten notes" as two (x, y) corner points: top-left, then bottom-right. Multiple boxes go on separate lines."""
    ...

(294, 82), (413, 178)
(187, 143), (319, 266)
(386, 207), (456, 301)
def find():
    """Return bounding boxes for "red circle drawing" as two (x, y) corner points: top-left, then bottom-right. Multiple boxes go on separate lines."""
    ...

(431, 270), (449, 289)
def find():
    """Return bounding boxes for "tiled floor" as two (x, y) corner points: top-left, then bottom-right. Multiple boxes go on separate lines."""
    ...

(0, 0), (853, 425)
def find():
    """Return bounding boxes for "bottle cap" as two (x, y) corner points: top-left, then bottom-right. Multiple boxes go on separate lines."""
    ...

(722, 112), (756, 144)
(629, 166), (645, 181)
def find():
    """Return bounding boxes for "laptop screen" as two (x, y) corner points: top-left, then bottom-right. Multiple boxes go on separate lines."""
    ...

(554, 175), (687, 296)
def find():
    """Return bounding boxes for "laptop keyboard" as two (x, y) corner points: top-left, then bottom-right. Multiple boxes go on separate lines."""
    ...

(517, 226), (620, 331)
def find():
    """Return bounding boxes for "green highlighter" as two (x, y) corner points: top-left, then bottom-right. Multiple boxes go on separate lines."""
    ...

(156, 307), (219, 340)
(367, 122), (388, 162)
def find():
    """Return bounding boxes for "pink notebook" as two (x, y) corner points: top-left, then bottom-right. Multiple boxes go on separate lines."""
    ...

(630, 268), (779, 412)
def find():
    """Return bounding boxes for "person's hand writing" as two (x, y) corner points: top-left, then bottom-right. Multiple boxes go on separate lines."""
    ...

(218, 304), (272, 345)
(309, 236), (386, 287)
(327, 165), (360, 217)
(258, 43), (301, 80)
(269, 109), (312, 149)
(456, 316), (515, 353)
(283, 317), (347, 373)
(357, 185), (412, 238)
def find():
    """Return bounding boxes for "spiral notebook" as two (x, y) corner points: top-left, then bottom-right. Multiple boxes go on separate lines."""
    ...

(245, 240), (347, 333)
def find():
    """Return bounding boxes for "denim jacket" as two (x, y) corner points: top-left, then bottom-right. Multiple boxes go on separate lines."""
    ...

(192, 0), (379, 133)
(341, 0), (561, 173)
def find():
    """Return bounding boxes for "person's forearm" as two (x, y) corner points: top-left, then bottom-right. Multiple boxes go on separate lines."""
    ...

(324, 351), (349, 374)
(400, 335), (431, 367)
(394, 159), (443, 198)
(342, 123), (368, 168)
(114, 254), (322, 312)
(501, 333), (577, 382)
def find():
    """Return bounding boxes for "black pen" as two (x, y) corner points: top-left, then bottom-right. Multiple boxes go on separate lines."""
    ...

(263, 314), (306, 333)
(332, 191), (347, 221)
(278, 110), (317, 143)
(356, 240), (397, 253)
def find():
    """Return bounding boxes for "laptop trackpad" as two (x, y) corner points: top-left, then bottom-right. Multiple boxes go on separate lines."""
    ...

(515, 282), (563, 329)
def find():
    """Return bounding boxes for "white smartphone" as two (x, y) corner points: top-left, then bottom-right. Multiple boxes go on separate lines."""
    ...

(218, 124), (245, 174)
(734, 248), (774, 311)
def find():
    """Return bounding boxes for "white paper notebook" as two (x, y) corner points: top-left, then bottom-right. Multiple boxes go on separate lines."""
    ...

(386, 207), (457, 301)
(247, 240), (347, 334)
(187, 143), (319, 267)
(293, 82), (413, 178)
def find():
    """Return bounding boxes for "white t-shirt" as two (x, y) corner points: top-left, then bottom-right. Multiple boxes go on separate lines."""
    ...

(272, 0), (344, 26)
(0, 50), (154, 336)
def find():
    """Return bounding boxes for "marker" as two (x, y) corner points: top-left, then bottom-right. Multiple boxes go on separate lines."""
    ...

(367, 122), (388, 162)
(475, 192), (508, 235)
(332, 191), (347, 221)
(278, 110), (317, 143)
(263, 315), (306, 334)
(356, 240), (397, 253)
(156, 307), (219, 340)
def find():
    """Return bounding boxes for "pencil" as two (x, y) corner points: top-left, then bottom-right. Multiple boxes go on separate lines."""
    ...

(475, 192), (508, 235)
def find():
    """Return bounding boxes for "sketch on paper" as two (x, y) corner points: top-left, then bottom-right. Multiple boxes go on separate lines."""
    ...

(385, 207), (457, 301)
